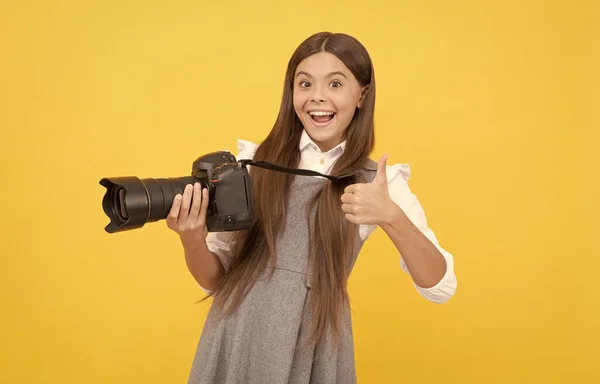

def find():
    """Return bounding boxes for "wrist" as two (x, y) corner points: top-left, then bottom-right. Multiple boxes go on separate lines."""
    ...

(180, 233), (208, 252)
(380, 202), (411, 233)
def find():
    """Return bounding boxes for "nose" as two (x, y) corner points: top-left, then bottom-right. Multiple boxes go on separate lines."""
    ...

(310, 85), (326, 103)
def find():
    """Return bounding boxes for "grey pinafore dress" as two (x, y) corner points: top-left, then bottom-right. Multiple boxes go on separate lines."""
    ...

(188, 161), (377, 384)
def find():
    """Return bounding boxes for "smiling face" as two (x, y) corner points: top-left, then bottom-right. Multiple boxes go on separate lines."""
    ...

(293, 51), (368, 152)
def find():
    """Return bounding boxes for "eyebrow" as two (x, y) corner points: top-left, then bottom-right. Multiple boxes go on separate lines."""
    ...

(295, 71), (348, 79)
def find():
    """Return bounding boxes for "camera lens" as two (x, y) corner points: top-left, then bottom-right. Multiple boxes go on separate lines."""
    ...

(99, 175), (207, 233)
(117, 188), (129, 220)
(110, 186), (129, 224)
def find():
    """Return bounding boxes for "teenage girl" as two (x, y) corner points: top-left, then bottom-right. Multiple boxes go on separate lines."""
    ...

(166, 31), (457, 384)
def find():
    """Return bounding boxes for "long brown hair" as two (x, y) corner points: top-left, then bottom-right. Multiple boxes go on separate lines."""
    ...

(208, 32), (376, 346)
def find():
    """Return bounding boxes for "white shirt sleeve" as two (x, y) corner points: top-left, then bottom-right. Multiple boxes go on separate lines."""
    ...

(360, 163), (457, 304)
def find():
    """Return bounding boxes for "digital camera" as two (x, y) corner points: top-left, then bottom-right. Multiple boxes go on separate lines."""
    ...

(99, 151), (253, 233)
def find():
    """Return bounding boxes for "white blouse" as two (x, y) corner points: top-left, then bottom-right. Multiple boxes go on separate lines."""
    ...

(205, 129), (457, 304)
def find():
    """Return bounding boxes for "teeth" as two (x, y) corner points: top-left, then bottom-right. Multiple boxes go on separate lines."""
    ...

(309, 111), (335, 116)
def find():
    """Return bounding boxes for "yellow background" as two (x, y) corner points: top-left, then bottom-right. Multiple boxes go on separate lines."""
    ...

(1, 0), (598, 383)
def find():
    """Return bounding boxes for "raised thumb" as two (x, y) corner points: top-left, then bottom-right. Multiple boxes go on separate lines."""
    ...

(374, 154), (389, 184)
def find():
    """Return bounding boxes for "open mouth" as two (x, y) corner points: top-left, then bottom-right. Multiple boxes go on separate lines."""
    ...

(309, 111), (336, 125)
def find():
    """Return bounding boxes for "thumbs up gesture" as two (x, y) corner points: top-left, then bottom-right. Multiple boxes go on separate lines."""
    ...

(341, 154), (396, 226)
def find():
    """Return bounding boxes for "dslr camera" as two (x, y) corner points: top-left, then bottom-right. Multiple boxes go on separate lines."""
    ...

(99, 151), (253, 233)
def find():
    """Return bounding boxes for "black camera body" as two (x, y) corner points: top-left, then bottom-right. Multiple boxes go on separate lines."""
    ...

(99, 151), (254, 234)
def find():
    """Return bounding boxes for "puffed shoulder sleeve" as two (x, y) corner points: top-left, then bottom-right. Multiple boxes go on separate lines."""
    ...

(386, 163), (458, 304)
(205, 139), (259, 271)
(235, 139), (259, 160)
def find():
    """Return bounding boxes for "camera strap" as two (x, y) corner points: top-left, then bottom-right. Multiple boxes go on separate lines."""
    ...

(238, 159), (354, 181)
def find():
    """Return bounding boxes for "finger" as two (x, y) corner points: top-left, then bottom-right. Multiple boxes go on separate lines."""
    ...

(373, 154), (389, 185)
(189, 183), (202, 221)
(197, 188), (210, 226)
(344, 213), (357, 224)
(340, 193), (356, 204)
(179, 184), (193, 221)
(344, 183), (360, 194)
(167, 194), (183, 226)
(341, 203), (354, 214)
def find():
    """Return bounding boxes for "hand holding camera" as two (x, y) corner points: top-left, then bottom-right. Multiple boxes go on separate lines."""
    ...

(166, 182), (210, 250)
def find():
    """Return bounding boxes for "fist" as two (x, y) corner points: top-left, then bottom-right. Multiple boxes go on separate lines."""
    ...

(341, 154), (395, 226)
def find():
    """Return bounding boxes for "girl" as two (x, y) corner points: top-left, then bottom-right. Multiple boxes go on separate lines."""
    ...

(166, 31), (457, 384)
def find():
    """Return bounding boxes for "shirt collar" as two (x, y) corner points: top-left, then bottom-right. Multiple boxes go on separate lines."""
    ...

(299, 129), (347, 155)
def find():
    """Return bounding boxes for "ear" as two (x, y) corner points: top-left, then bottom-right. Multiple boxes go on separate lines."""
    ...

(357, 85), (369, 109)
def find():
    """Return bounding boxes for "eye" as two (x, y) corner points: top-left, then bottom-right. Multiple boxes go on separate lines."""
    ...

(330, 80), (342, 88)
(299, 80), (311, 88)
